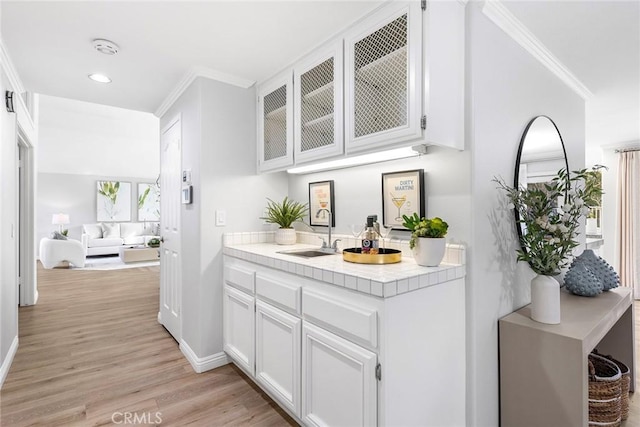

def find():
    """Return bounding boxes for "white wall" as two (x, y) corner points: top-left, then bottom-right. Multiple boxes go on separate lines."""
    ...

(35, 95), (160, 242)
(466, 3), (585, 425)
(0, 67), (18, 384)
(38, 95), (159, 178)
(160, 77), (288, 360)
(287, 146), (471, 246)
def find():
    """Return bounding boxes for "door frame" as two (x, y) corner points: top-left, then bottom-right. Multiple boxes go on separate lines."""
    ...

(17, 126), (36, 306)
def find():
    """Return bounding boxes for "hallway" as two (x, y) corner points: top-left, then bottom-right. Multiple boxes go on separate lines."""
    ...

(0, 264), (294, 426)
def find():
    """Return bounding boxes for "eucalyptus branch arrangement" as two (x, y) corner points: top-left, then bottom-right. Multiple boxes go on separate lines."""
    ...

(494, 167), (604, 276)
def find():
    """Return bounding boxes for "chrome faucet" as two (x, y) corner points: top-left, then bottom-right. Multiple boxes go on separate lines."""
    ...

(316, 208), (340, 252)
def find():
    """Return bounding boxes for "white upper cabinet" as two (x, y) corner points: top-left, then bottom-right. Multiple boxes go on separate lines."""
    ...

(421, 0), (465, 150)
(256, 0), (466, 172)
(257, 72), (294, 172)
(344, 1), (423, 154)
(294, 42), (344, 164)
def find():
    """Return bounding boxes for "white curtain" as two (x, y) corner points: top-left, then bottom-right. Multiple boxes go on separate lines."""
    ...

(617, 150), (640, 296)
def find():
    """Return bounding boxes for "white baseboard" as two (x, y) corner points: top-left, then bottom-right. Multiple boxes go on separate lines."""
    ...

(0, 336), (18, 389)
(180, 340), (229, 373)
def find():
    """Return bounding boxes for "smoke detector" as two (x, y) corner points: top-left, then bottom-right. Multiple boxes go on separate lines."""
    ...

(92, 39), (119, 55)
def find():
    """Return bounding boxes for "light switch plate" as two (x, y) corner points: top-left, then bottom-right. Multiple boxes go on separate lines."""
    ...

(216, 210), (226, 226)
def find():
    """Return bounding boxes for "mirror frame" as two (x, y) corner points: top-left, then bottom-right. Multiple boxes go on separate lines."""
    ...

(513, 115), (569, 245)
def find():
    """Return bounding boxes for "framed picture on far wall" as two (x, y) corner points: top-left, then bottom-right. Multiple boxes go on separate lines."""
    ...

(138, 182), (160, 221)
(382, 169), (425, 229)
(309, 180), (335, 227)
(97, 180), (131, 222)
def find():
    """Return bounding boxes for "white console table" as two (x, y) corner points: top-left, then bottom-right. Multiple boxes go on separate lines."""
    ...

(499, 287), (635, 426)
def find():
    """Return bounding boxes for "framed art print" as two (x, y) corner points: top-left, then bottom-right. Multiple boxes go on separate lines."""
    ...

(382, 169), (425, 229)
(309, 180), (335, 227)
(97, 180), (131, 222)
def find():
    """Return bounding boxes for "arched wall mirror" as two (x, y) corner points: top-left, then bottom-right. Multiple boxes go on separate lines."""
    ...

(514, 115), (569, 247)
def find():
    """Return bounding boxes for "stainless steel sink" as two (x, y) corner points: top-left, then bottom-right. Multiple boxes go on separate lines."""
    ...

(276, 249), (337, 258)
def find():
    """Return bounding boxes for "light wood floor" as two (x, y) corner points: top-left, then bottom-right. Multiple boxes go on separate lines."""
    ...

(0, 263), (296, 426)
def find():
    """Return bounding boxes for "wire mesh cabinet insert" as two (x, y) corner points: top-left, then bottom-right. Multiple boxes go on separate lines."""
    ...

(344, 1), (423, 153)
(257, 72), (294, 172)
(294, 42), (344, 164)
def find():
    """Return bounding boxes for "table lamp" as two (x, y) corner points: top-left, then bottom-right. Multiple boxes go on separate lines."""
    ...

(52, 213), (70, 233)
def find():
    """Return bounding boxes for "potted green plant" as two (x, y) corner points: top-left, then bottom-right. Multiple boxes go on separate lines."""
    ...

(402, 213), (449, 266)
(261, 197), (309, 245)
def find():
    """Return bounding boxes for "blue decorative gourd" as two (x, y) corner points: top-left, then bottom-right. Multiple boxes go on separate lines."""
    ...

(564, 249), (620, 297)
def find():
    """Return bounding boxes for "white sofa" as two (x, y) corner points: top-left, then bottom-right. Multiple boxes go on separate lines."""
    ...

(82, 222), (159, 256)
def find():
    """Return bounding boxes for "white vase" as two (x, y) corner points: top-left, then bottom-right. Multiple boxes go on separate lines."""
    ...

(412, 237), (446, 267)
(275, 228), (297, 245)
(530, 274), (561, 324)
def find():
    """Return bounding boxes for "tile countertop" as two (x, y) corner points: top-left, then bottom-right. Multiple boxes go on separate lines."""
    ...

(223, 232), (466, 298)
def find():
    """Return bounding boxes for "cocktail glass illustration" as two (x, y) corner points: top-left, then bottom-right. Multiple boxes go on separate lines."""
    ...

(391, 193), (407, 221)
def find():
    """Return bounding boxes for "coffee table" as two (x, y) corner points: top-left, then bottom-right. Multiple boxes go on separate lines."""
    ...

(119, 246), (160, 263)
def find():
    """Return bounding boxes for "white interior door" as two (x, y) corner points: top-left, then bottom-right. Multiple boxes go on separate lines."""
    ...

(159, 115), (182, 341)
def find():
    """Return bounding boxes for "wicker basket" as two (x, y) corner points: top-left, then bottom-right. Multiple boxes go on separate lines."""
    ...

(588, 352), (622, 427)
(594, 350), (631, 421)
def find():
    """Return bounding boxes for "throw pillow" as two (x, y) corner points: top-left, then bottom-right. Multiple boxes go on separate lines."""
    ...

(101, 223), (121, 238)
(50, 231), (68, 240)
(83, 224), (103, 239)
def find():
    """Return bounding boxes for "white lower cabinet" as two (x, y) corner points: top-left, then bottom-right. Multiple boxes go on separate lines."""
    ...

(301, 321), (377, 427)
(223, 256), (466, 426)
(223, 284), (255, 375)
(255, 299), (302, 418)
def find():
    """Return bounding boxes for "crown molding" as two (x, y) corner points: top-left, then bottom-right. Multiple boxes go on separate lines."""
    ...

(0, 40), (25, 94)
(482, 0), (593, 100)
(155, 66), (255, 118)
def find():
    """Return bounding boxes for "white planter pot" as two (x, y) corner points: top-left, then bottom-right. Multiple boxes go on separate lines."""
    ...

(412, 237), (446, 267)
(530, 274), (560, 324)
(586, 218), (598, 235)
(275, 228), (297, 245)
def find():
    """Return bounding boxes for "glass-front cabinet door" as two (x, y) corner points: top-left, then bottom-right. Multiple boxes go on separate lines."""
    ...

(294, 42), (344, 164)
(257, 72), (294, 172)
(344, 1), (423, 153)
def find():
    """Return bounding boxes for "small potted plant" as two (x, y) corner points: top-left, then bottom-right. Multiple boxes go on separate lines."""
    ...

(402, 213), (449, 266)
(261, 197), (309, 245)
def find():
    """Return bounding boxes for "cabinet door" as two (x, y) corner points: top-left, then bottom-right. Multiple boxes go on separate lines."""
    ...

(255, 300), (302, 417)
(294, 42), (344, 163)
(422, 0), (465, 150)
(344, 1), (423, 153)
(223, 285), (255, 375)
(257, 72), (294, 172)
(302, 322), (377, 427)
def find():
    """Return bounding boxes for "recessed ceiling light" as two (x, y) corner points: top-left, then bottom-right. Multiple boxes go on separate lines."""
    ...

(88, 73), (112, 83)
(92, 39), (119, 55)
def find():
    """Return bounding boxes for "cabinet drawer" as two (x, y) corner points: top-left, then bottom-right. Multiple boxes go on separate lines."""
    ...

(302, 289), (377, 348)
(256, 273), (301, 315)
(224, 264), (255, 294)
